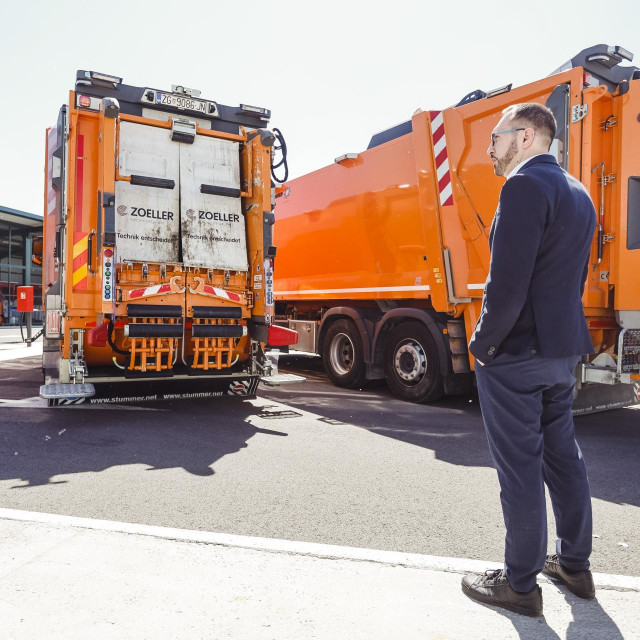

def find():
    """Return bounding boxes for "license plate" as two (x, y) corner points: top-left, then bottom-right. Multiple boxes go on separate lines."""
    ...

(156, 92), (208, 114)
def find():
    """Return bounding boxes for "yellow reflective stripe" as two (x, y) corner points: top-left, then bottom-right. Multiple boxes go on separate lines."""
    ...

(73, 237), (88, 259)
(72, 264), (88, 286)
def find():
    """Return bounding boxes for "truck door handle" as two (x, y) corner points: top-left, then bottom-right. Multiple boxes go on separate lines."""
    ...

(200, 184), (241, 198)
(87, 231), (96, 275)
(130, 175), (176, 190)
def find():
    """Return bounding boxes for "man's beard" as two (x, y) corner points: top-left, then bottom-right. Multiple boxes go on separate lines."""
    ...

(493, 139), (519, 177)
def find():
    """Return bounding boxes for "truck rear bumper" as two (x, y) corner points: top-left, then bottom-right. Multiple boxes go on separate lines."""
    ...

(41, 374), (260, 406)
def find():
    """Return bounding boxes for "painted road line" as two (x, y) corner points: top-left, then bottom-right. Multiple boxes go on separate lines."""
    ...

(0, 508), (637, 592)
(0, 397), (49, 408)
(0, 343), (43, 362)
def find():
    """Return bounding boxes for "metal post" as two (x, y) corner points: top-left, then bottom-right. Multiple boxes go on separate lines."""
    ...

(26, 311), (32, 346)
(25, 236), (32, 286)
(25, 234), (32, 344)
(7, 225), (11, 325)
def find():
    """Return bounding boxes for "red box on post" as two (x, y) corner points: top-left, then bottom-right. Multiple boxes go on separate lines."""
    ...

(17, 286), (34, 313)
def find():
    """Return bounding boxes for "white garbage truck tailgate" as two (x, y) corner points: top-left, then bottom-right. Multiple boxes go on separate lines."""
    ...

(115, 121), (180, 263)
(180, 135), (248, 271)
(114, 121), (247, 271)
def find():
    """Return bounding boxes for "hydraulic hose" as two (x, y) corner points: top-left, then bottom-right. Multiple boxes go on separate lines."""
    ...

(107, 319), (130, 356)
(18, 312), (43, 344)
(270, 128), (289, 184)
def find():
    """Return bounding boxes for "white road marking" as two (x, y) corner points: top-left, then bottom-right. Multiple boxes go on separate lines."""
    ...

(0, 507), (637, 592)
(0, 343), (43, 362)
(0, 397), (48, 408)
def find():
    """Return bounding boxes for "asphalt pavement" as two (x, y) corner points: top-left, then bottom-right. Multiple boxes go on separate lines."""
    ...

(1, 329), (639, 638)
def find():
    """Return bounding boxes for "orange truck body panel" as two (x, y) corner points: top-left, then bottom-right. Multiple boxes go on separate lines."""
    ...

(274, 45), (640, 410)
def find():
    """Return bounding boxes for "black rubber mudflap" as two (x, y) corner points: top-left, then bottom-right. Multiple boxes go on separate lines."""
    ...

(48, 375), (260, 406)
(572, 381), (640, 415)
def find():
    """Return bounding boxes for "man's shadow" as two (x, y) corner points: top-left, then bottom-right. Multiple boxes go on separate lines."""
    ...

(559, 588), (625, 640)
(469, 582), (624, 639)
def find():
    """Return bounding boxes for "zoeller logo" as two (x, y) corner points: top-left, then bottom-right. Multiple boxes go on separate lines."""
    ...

(129, 207), (174, 220)
(186, 209), (196, 220)
(117, 205), (128, 216)
(197, 210), (240, 222)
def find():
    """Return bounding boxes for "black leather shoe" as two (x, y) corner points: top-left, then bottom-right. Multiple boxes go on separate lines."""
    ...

(461, 569), (543, 617)
(542, 554), (595, 599)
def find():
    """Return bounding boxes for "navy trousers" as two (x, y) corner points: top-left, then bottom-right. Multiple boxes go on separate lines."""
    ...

(475, 348), (593, 592)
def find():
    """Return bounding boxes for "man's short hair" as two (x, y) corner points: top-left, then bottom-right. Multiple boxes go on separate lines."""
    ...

(502, 103), (557, 149)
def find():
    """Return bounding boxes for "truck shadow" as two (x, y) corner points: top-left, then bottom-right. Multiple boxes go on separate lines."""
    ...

(0, 357), (288, 488)
(0, 398), (287, 488)
(2, 355), (638, 516)
(269, 355), (640, 510)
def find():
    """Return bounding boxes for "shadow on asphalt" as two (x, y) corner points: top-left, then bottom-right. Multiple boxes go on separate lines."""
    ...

(1, 353), (639, 516)
(267, 353), (640, 510)
(0, 356), (287, 487)
(1, 401), (288, 488)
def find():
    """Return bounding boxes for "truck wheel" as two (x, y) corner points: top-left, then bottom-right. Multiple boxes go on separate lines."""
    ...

(322, 319), (366, 389)
(383, 321), (444, 403)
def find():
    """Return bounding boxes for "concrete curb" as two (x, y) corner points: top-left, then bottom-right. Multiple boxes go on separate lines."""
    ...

(1, 507), (637, 592)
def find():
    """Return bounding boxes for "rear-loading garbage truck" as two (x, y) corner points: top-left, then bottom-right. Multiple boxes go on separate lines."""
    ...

(40, 70), (300, 406)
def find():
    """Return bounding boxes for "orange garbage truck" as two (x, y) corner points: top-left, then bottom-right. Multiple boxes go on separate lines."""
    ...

(273, 44), (640, 414)
(40, 70), (300, 406)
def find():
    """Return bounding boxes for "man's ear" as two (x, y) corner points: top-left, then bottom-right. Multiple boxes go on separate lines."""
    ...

(521, 127), (536, 150)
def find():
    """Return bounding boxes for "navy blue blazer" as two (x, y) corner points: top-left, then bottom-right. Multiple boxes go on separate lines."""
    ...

(469, 154), (596, 363)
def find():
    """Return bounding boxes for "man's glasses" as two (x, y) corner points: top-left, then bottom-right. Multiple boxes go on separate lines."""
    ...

(490, 128), (525, 146)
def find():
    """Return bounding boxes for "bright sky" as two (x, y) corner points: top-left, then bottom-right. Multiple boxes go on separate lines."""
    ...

(1, 0), (639, 216)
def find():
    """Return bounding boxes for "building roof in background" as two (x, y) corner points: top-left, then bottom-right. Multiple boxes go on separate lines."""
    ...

(0, 205), (43, 229)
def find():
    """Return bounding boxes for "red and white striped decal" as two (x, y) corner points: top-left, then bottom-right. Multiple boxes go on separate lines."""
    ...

(200, 285), (242, 303)
(130, 283), (242, 303)
(129, 283), (175, 299)
(429, 111), (454, 207)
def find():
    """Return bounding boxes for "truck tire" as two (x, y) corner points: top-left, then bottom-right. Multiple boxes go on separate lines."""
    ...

(383, 321), (444, 403)
(322, 319), (366, 389)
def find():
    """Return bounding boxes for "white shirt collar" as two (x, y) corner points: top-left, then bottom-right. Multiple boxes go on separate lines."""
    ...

(506, 154), (545, 180)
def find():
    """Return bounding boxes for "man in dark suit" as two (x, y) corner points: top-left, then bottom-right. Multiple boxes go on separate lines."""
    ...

(461, 103), (597, 617)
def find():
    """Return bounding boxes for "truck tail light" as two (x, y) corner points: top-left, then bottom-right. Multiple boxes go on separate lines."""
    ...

(267, 324), (298, 347)
(583, 72), (599, 87)
(79, 95), (92, 107)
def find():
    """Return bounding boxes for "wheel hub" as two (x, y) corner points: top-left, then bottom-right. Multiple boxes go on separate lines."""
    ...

(394, 342), (426, 383)
(329, 333), (355, 376)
